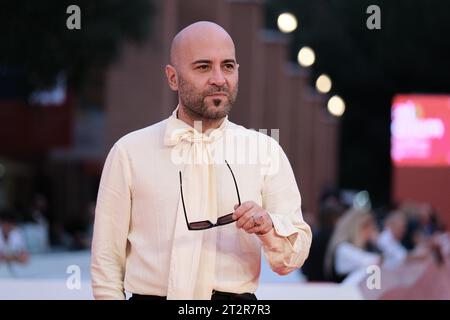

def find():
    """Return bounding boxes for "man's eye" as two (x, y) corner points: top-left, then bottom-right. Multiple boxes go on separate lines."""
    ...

(224, 64), (235, 70)
(197, 65), (209, 70)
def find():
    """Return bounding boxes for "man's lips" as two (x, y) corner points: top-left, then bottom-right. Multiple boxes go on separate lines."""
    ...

(207, 93), (228, 97)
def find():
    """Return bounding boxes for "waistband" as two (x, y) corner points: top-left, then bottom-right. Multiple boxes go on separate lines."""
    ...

(130, 290), (257, 301)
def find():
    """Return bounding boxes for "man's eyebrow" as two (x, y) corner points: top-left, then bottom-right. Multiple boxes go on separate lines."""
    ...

(192, 59), (212, 65)
(222, 59), (237, 64)
(191, 59), (237, 65)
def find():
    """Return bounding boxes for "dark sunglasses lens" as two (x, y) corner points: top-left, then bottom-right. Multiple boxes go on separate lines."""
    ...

(189, 221), (213, 230)
(217, 213), (235, 226)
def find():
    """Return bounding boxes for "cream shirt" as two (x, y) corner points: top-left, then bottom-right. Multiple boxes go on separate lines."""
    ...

(91, 107), (312, 299)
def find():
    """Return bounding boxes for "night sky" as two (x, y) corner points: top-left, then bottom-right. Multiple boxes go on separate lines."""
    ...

(265, 0), (450, 207)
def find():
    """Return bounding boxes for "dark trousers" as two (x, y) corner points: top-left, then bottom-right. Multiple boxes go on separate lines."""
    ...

(130, 290), (257, 301)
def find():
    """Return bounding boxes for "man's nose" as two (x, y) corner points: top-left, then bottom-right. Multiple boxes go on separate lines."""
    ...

(208, 67), (226, 87)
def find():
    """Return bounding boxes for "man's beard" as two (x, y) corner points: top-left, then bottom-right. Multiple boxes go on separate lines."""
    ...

(178, 74), (238, 120)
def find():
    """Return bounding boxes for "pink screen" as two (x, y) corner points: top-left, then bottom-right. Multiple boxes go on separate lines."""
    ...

(391, 94), (450, 167)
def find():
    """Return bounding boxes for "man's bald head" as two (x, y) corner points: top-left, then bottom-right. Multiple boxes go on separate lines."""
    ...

(170, 21), (236, 68)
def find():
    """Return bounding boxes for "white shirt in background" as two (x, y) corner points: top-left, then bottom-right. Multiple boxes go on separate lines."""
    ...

(377, 228), (407, 268)
(0, 228), (27, 257)
(335, 242), (380, 276)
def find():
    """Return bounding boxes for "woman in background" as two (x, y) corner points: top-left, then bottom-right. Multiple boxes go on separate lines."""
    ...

(324, 208), (381, 283)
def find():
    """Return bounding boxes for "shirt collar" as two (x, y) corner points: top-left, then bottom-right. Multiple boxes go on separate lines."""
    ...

(163, 105), (229, 146)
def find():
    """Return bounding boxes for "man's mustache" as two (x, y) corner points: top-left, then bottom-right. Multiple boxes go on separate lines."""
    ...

(203, 87), (230, 96)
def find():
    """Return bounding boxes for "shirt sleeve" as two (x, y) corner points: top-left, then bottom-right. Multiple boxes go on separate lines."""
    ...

(377, 231), (407, 268)
(258, 139), (312, 275)
(335, 243), (380, 275)
(91, 143), (132, 300)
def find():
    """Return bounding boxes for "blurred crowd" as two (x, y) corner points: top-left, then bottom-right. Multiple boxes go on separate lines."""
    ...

(2, 188), (449, 283)
(302, 189), (450, 284)
(0, 193), (94, 266)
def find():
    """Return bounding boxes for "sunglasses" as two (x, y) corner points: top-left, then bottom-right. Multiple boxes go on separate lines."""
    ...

(179, 160), (241, 230)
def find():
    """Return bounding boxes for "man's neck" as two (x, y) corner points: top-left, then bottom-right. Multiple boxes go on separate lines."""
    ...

(177, 104), (225, 133)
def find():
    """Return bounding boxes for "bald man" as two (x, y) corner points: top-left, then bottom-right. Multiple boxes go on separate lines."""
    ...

(91, 21), (312, 300)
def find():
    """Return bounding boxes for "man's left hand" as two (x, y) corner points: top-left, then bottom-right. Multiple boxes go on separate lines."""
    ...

(232, 201), (273, 235)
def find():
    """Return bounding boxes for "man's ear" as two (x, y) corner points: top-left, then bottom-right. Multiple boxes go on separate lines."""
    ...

(165, 64), (178, 91)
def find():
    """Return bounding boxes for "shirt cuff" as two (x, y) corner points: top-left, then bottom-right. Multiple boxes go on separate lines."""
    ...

(258, 212), (299, 249)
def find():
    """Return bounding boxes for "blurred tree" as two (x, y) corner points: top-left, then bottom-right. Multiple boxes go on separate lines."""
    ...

(265, 0), (450, 207)
(0, 0), (153, 93)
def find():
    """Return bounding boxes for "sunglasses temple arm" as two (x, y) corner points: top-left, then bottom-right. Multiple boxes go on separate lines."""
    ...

(179, 171), (191, 230)
(225, 160), (241, 206)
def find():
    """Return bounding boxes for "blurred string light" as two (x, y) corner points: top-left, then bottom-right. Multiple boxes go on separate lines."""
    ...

(297, 46), (315, 67)
(353, 190), (371, 209)
(279, 18), (342, 119)
(316, 74), (332, 94)
(277, 12), (298, 33)
(327, 95), (345, 117)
